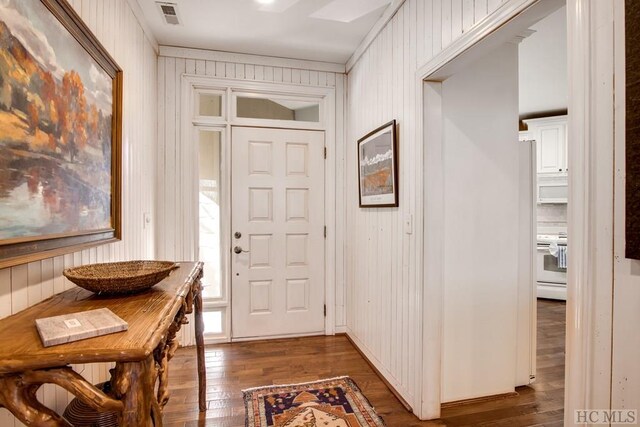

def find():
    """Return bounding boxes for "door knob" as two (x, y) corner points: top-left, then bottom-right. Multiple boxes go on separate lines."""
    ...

(234, 246), (249, 254)
(234, 231), (242, 239)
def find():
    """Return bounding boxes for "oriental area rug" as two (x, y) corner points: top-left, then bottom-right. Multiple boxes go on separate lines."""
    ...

(243, 376), (386, 427)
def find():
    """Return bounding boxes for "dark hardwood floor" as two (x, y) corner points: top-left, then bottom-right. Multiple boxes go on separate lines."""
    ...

(163, 299), (566, 426)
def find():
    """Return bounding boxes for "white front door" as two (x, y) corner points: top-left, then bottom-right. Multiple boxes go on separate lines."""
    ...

(231, 127), (325, 339)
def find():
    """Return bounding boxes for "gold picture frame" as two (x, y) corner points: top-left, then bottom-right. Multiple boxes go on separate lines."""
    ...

(0, 0), (122, 268)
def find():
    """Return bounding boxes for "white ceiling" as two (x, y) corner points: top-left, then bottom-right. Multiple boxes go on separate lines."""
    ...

(138, 0), (392, 64)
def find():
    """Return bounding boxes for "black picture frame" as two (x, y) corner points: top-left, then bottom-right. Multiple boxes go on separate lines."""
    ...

(357, 120), (399, 208)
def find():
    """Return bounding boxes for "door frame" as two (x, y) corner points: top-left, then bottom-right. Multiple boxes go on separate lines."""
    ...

(419, 47), (538, 414)
(415, 0), (612, 421)
(229, 126), (326, 342)
(181, 75), (339, 338)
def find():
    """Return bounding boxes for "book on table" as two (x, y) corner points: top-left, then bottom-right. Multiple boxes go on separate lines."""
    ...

(35, 308), (128, 347)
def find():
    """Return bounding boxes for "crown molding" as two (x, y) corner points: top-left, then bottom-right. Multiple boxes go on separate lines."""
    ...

(159, 46), (346, 74)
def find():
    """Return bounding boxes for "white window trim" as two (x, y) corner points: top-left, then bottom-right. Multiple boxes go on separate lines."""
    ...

(201, 304), (228, 345)
(195, 126), (228, 305)
(182, 74), (338, 342)
(193, 88), (227, 123)
(232, 91), (324, 129)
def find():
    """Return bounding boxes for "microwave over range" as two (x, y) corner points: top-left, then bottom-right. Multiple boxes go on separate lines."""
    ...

(538, 175), (568, 204)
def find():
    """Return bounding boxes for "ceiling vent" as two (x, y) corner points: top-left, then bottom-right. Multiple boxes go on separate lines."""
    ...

(157, 2), (180, 25)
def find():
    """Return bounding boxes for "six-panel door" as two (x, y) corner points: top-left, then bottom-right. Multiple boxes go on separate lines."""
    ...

(231, 127), (325, 338)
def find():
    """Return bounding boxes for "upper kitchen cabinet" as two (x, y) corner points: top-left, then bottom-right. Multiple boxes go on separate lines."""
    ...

(518, 130), (533, 142)
(522, 115), (568, 175)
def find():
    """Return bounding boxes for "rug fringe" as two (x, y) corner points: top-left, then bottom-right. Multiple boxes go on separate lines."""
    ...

(241, 375), (352, 394)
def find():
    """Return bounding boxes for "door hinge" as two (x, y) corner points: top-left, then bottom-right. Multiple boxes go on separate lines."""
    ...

(324, 226), (327, 238)
(324, 147), (327, 159)
(324, 304), (327, 317)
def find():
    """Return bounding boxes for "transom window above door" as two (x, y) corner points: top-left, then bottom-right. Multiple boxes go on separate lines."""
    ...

(231, 92), (324, 129)
(236, 96), (320, 123)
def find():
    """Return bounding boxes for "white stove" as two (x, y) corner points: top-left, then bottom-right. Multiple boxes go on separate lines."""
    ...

(537, 234), (567, 245)
(536, 232), (567, 300)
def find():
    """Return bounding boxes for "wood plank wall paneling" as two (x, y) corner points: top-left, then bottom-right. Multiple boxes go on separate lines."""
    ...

(0, 0), (157, 424)
(156, 54), (347, 345)
(345, 0), (506, 411)
(613, 0), (640, 414)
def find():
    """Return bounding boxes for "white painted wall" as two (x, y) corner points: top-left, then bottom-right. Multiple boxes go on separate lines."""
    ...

(345, 0), (508, 411)
(0, 0), (158, 425)
(156, 48), (347, 345)
(440, 43), (520, 402)
(518, 6), (567, 116)
(612, 0), (640, 414)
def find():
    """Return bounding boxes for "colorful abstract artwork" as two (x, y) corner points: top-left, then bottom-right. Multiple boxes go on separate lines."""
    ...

(358, 120), (398, 207)
(0, 0), (121, 267)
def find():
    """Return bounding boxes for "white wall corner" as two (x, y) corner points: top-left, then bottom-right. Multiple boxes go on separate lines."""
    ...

(345, 0), (407, 73)
(125, 0), (160, 53)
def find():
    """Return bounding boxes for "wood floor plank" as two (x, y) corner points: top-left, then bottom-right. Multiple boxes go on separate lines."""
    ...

(163, 299), (565, 426)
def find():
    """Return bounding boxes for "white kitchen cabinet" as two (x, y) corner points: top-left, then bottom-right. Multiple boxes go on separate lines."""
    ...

(522, 115), (568, 175)
(518, 130), (533, 142)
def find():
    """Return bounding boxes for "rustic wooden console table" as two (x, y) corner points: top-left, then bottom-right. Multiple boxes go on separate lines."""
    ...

(0, 261), (205, 427)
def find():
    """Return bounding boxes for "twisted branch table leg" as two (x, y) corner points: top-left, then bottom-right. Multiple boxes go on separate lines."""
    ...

(194, 277), (206, 412)
(155, 308), (185, 409)
(0, 375), (71, 427)
(0, 367), (124, 427)
(112, 355), (158, 427)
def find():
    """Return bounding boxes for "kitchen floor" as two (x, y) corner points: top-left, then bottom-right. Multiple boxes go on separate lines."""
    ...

(163, 299), (566, 426)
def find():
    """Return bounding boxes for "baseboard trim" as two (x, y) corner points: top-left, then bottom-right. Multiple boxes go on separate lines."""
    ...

(441, 391), (519, 409)
(338, 332), (413, 412)
(334, 325), (347, 334)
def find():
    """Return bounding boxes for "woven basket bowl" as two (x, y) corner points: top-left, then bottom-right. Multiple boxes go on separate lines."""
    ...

(63, 261), (178, 295)
(63, 382), (118, 427)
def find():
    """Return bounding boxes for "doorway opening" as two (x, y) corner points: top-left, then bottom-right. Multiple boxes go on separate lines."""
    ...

(419, 0), (568, 420)
(518, 5), (568, 423)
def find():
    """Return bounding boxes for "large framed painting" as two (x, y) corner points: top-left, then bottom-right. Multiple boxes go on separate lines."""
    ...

(627, 0), (640, 259)
(0, 0), (122, 268)
(358, 120), (399, 208)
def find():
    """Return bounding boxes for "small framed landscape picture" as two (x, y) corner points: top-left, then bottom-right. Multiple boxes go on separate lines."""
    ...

(358, 120), (398, 208)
